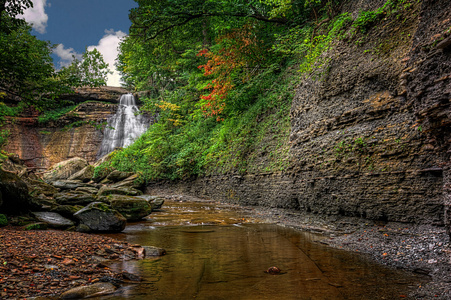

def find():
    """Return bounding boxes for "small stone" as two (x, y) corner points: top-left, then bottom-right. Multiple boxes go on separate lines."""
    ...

(265, 266), (281, 275)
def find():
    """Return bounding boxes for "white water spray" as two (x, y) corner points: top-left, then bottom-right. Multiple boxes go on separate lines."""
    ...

(98, 94), (149, 158)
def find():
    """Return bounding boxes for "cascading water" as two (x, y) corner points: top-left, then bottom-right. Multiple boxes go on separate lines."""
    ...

(97, 94), (149, 158)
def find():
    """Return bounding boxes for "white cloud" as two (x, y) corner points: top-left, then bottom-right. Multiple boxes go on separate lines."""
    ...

(53, 44), (82, 68)
(87, 29), (127, 87)
(19, 0), (48, 34)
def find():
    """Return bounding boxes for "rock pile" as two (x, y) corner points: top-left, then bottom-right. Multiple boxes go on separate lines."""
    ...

(0, 156), (165, 233)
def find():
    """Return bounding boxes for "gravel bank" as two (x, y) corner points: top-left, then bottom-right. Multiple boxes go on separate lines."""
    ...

(0, 227), (144, 299)
(238, 204), (451, 299)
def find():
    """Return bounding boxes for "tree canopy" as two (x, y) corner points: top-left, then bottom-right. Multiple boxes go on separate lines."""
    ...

(0, 0), (111, 110)
(57, 48), (111, 88)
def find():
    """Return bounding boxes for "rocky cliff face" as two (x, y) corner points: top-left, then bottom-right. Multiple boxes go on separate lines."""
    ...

(3, 87), (123, 169)
(147, 0), (451, 227)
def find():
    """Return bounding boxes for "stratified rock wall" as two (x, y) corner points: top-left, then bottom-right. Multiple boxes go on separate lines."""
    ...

(147, 0), (450, 226)
(3, 89), (120, 169)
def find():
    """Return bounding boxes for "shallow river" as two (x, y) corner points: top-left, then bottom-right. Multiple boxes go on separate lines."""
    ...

(99, 199), (425, 299)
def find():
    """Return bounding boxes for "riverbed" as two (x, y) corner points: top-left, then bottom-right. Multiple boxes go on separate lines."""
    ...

(97, 198), (427, 299)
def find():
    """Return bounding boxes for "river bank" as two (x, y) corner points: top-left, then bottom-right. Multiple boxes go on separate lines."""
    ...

(231, 198), (451, 299)
(1, 194), (450, 299)
(0, 227), (144, 299)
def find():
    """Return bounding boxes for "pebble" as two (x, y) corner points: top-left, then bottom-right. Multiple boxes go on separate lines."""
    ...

(0, 227), (144, 299)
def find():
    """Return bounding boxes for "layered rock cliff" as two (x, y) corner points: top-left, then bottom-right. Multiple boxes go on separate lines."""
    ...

(2, 87), (125, 169)
(147, 0), (451, 227)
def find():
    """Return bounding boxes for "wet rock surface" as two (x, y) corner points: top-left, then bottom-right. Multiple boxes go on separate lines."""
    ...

(142, 246), (166, 257)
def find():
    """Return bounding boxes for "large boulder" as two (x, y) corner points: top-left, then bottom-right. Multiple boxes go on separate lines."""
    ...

(74, 202), (126, 232)
(105, 195), (152, 221)
(55, 191), (97, 206)
(68, 165), (95, 182)
(32, 212), (74, 229)
(0, 168), (31, 213)
(97, 185), (142, 197)
(43, 157), (88, 182)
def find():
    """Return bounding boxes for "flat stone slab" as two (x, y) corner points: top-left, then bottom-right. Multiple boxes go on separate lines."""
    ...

(60, 282), (116, 299)
(32, 212), (74, 229)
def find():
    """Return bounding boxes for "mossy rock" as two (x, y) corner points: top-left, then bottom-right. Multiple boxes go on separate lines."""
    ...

(25, 179), (58, 197)
(43, 157), (88, 182)
(68, 165), (95, 182)
(74, 202), (126, 232)
(0, 214), (7, 226)
(92, 166), (115, 183)
(50, 205), (84, 220)
(55, 191), (97, 205)
(25, 222), (48, 230)
(107, 195), (152, 221)
(97, 186), (142, 197)
(105, 170), (134, 183)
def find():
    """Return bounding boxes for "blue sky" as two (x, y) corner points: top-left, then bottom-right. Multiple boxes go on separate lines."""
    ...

(20, 0), (137, 86)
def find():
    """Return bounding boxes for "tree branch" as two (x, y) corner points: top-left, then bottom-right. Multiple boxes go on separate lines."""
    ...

(131, 11), (288, 41)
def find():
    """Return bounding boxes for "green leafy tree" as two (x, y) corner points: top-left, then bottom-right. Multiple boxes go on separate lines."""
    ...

(0, 0), (32, 29)
(128, 0), (292, 41)
(0, 18), (57, 104)
(58, 48), (111, 87)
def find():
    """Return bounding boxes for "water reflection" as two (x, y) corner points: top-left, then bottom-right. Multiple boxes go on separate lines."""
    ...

(100, 200), (425, 299)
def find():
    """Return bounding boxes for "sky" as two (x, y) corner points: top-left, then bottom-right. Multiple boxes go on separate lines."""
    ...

(19, 0), (137, 86)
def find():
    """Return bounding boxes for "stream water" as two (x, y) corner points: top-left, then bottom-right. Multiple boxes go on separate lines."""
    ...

(99, 199), (425, 299)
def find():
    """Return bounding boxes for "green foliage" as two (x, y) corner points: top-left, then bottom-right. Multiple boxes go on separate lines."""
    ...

(37, 105), (77, 124)
(1, 4), (110, 113)
(25, 223), (48, 230)
(109, 0), (418, 182)
(57, 48), (111, 87)
(93, 163), (115, 182)
(0, 214), (7, 227)
(353, 8), (385, 33)
(0, 19), (55, 101)
(353, 0), (413, 33)
(0, 129), (9, 147)
(102, 63), (295, 181)
(1, 0), (32, 19)
(0, 4), (79, 111)
(0, 102), (21, 118)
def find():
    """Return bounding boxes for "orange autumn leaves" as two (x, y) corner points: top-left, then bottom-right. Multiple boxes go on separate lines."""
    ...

(197, 26), (263, 121)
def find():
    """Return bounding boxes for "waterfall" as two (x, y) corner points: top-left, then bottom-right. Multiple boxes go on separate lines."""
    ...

(97, 94), (149, 158)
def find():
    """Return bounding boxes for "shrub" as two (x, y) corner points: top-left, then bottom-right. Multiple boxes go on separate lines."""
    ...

(0, 214), (7, 227)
